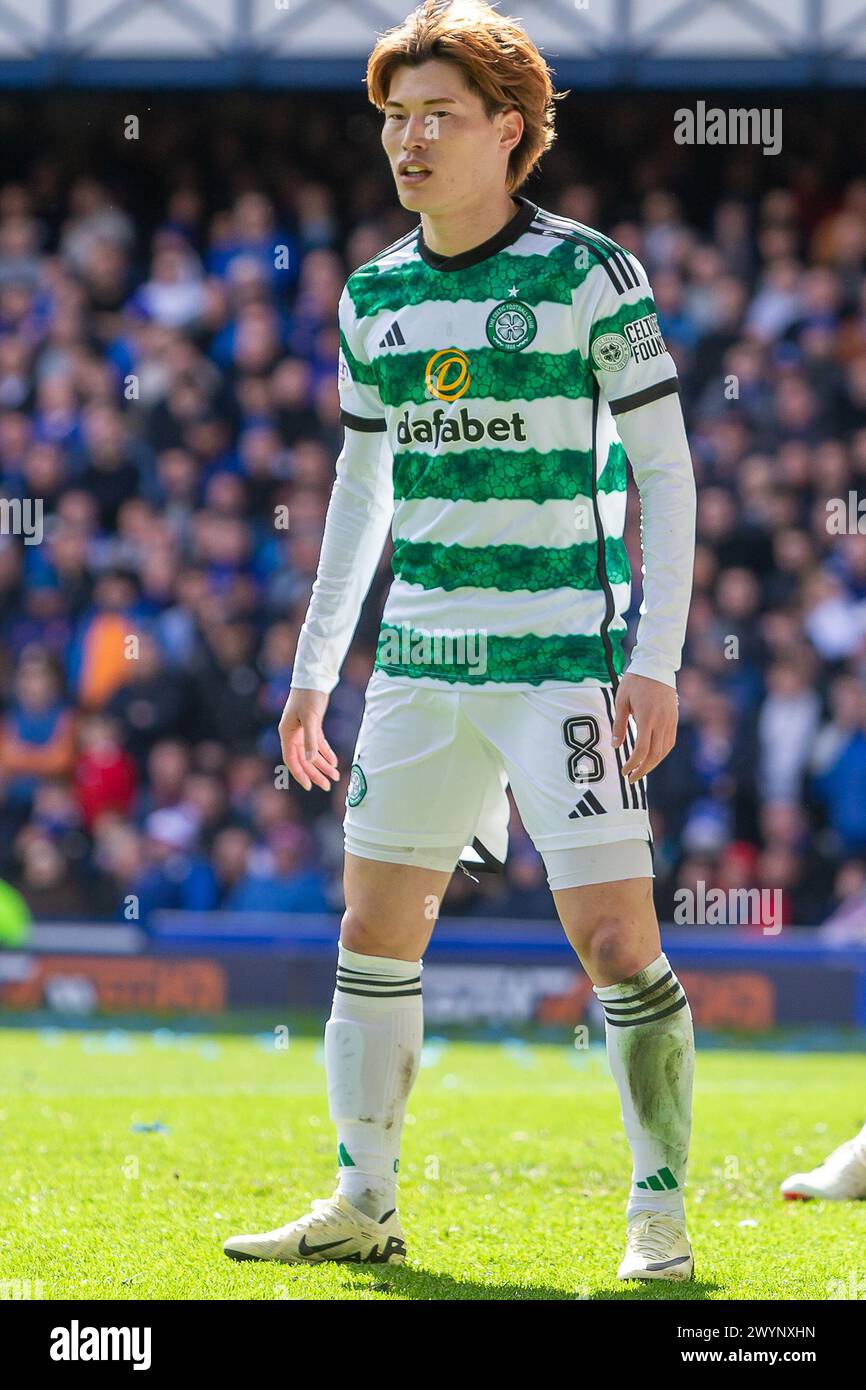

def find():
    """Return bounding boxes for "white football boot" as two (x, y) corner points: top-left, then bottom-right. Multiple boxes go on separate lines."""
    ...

(223, 1192), (407, 1265)
(617, 1212), (694, 1282)
(781, 1136), (866, 1201)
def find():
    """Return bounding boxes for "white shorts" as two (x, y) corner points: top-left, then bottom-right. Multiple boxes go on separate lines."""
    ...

(343, 672), (652, 888)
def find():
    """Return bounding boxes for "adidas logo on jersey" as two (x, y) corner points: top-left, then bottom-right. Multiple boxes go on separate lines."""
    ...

(396, 406), (527, 447)
(568, 790), (606, 818)
(379, 320), (406, 348)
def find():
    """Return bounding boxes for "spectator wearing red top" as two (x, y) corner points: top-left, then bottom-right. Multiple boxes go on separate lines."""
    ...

(73, 713), (137, 830)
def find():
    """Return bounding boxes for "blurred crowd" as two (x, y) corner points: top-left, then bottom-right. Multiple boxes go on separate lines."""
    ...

(0, 95), (865, 927)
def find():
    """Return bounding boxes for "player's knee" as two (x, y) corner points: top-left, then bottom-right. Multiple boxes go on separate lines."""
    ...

(584, 916), (644, 982)
(340, 905), (393, 956)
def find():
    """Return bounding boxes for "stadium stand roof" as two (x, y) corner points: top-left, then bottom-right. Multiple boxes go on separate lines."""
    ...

(0, 0), (865, 88)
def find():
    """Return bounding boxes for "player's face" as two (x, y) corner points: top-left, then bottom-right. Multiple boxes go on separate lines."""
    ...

(381, 59), (521, 215)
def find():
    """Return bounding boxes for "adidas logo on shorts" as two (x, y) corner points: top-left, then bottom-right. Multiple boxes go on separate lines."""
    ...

(569, 790), (606, 818)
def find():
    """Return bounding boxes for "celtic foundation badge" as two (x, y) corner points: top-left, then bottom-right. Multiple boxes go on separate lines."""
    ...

(486, 299), (538, 352)
(591, 332), (631, 371)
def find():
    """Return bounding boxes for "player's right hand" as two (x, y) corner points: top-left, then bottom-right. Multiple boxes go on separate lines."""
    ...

(278, 688), (339, 792)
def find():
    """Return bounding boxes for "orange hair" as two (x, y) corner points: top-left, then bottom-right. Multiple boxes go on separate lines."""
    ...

(366, 0), (563, 192)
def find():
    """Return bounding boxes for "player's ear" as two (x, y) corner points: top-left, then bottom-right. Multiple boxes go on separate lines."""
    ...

(498, 105), (524, 155)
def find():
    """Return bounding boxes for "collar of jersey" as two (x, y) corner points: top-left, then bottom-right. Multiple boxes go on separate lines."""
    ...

(416, 195), (538, 272)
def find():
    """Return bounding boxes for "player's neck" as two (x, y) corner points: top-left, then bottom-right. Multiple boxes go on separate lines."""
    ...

(420, 191), (520, 260)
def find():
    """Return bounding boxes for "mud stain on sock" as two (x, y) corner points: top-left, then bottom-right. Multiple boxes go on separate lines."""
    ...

(383, 1048), (418, 1131)
(399, 1051), (417, 1098)
(622, 1024), (693, 1173)
(619, 960), (666, 994)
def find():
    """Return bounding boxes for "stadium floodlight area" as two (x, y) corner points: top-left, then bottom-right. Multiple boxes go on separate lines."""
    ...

(0, 0), (865, 88)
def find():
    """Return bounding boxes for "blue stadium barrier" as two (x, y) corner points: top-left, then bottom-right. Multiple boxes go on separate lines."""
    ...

(3, 919), (866, 1029)
(144, 914), (866, 1029)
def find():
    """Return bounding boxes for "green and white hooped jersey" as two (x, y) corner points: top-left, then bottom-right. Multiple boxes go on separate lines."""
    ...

(337, 195), (679, 689)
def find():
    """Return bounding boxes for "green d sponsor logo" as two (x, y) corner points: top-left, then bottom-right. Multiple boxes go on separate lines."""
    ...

(347, 764), (367, 807)
(591, 332), (631, 371)
(486, 299), (537, 352)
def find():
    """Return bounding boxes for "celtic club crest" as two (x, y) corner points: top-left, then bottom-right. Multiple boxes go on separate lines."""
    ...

(347, 763), (367, 807)
(486, 299), (538, 352)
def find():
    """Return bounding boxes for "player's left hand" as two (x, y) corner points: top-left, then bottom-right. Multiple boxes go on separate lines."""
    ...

(611, 673), (679, 783)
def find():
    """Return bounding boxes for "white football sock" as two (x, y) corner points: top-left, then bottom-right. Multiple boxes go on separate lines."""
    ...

(594, 952), (694, 1222)
(324, 944), (423, 1220)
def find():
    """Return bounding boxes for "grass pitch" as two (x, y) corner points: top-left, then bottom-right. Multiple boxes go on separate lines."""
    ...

(1, 1026), (863, 1301)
